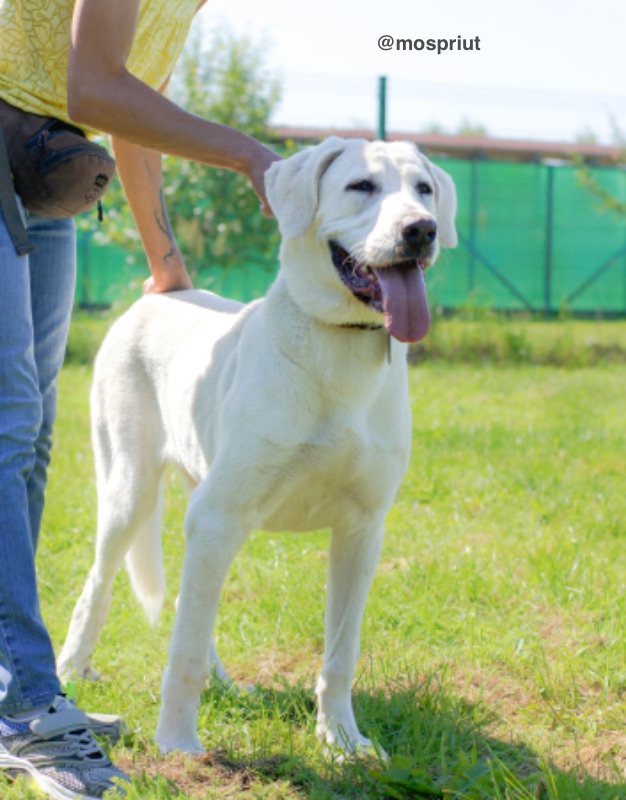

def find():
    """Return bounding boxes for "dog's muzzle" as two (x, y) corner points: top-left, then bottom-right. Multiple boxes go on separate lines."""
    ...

(330, 241), (431, 343)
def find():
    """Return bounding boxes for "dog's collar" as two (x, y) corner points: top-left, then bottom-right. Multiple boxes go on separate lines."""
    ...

(340, 322), (384, 331)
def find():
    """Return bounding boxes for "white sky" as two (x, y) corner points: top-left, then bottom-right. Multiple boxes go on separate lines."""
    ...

(199, 0), (626, 144)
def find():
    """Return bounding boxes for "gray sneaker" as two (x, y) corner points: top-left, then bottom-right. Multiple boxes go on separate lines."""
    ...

(56, 694), (126, 744)
(85, 712), (126, 745)
(0, 697), (129, 799)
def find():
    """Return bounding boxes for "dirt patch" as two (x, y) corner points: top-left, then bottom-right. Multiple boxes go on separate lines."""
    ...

(246, 644), (321, 687)
(116, 749), (302, 798)
(452, 666), (536, 722)
(450, 664), (626, 784)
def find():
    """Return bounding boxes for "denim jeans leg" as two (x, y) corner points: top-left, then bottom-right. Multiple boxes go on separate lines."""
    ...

(0, 204), (75, 715)
(27, 212), (77, 549)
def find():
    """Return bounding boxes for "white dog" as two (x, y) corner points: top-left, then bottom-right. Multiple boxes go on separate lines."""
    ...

(58, 137), (457, 754)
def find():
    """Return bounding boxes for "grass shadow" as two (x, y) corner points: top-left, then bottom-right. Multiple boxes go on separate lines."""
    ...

(142, 673), (626, 799)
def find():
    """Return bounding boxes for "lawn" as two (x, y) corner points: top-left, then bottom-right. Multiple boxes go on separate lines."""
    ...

(3, 316), (626, 799)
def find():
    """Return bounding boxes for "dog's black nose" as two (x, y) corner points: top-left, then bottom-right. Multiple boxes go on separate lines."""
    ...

(402, 218), (437, 246)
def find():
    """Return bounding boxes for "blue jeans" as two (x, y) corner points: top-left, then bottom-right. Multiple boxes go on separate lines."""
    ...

(0, 199), (76, 715)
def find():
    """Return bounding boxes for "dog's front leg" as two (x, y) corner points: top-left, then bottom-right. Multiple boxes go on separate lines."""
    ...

(316, 519), (385, 753)
(155, 485), (249, 754)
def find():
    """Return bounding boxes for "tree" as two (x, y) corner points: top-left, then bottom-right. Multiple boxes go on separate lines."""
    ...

(574, 126), (599, 145)
(456, 118), (488, 137)
(576, 121), (626, 218)
(83, 26), (284, 281)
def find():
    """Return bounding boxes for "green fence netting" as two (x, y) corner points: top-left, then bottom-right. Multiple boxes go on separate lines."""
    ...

(75, 235), (276, 308)
(76, 157), (626, 314)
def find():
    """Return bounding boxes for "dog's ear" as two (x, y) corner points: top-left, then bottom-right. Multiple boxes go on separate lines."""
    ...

(428, 161), (458, 248)
(265, 137), (346, 238)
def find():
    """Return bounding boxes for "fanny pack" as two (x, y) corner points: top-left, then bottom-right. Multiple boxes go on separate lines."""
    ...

(0, 98), (115, 255)
(0, 96), (116, 254)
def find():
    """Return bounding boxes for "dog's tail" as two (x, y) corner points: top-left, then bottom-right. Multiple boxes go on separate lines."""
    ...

(125, 478), (165, 626)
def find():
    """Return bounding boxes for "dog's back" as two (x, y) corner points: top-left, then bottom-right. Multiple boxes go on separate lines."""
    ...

(92, 289), (248, 456)
(94, 289), (243, 375)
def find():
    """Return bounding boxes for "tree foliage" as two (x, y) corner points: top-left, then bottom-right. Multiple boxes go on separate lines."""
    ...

(576, 121), (626, 219)
(84, 26), (284, 279)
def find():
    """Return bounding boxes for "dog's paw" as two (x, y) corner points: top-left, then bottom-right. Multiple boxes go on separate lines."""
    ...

(156, 734), (205, 755)
(322, 735), (389, 763)
(317, 721), (388, 762)
(155, 710), (205, 755)
(58, 659), (102, 682)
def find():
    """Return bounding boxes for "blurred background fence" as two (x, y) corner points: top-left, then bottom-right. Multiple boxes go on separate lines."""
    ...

(75, 233), (277, 309)
(76, 150), (626, 315)
(429, 157), (626, 315)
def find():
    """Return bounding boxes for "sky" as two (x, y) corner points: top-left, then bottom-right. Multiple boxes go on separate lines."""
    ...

(199, 0), (626, 144)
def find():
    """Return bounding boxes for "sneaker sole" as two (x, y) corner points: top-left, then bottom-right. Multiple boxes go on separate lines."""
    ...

(0, 748), (102, 800)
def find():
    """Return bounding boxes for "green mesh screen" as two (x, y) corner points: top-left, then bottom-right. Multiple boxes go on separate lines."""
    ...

(428, 158), (626, 314)
(76, 159), (626, 314)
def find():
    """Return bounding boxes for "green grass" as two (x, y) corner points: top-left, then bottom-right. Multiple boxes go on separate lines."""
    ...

(411, 313), (626, 367)
(65, 309), (626, 368)
(3, 318), (626, 798)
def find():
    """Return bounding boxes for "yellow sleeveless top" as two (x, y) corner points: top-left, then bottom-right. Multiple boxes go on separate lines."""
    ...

(0, 0), (200, 132)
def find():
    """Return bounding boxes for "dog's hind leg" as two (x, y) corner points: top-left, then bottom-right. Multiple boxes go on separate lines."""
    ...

(316, 518), (385, 753)
(125, 476), (166, 626)
(58, 462), (165, 681)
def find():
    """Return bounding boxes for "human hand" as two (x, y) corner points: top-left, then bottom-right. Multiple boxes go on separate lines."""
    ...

(143, 260), (193, 294)
(245, 143), (282, 218)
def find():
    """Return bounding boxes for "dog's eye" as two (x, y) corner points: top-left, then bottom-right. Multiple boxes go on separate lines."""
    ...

(347, 180), (376, 194)
(417, 182), (433, 195)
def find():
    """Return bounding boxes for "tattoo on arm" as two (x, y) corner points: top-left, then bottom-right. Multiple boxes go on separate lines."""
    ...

(154, 188), (177, 263)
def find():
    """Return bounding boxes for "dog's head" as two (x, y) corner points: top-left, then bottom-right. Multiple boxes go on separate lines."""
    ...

(265, 137), (457, 343)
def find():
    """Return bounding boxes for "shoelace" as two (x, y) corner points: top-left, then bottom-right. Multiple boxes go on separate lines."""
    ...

(60, 728), (106, 761)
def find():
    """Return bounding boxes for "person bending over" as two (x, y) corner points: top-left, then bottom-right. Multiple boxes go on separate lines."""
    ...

(0, 1), (279, 797)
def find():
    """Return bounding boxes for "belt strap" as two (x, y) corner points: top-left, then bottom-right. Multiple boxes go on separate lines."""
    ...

(0, 124), (35, 256)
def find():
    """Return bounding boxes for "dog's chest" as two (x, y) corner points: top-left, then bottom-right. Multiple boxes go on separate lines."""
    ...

(260, 419), (409, 532)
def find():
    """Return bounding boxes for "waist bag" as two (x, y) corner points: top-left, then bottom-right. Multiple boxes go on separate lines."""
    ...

(0, 96), (116, 219)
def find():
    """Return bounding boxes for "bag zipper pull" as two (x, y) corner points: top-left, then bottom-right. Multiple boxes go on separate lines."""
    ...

(38, 129), (49, 155)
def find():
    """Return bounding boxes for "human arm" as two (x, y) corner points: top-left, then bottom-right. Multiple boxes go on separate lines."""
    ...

(67, 0), (280, 215)
(110, 137), (192, 293)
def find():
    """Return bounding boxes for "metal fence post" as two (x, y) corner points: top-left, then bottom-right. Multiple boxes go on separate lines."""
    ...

(469, 159), (478, 294)
(623, 222), (626, 312)
(78, 230), (92, 307)
(377, 76), (387, 141)
(544, 164), (555, 313)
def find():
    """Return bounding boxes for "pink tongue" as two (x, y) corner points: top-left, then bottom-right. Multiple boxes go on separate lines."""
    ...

(374, 266), (430, 343)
